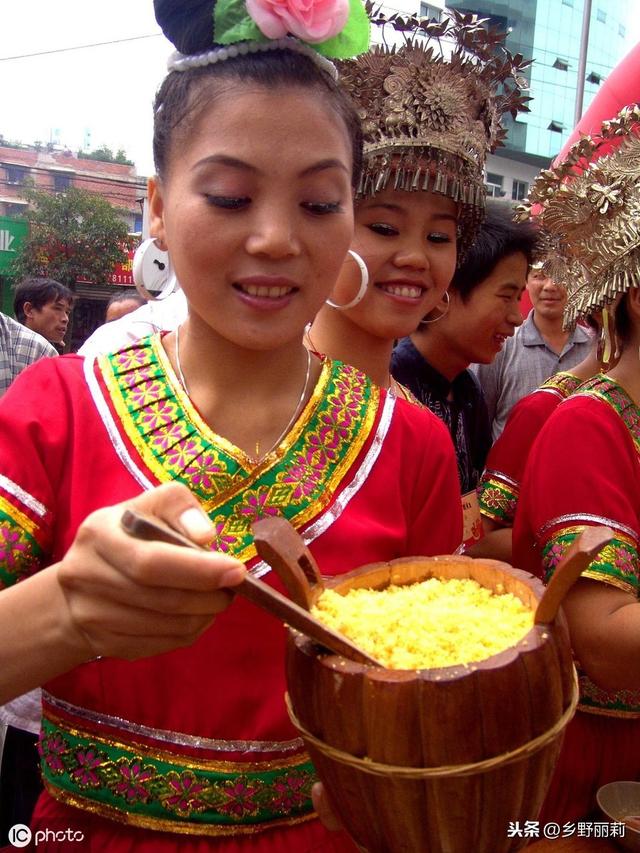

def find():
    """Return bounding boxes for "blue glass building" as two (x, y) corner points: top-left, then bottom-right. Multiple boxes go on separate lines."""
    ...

(447, 0), (634, 168)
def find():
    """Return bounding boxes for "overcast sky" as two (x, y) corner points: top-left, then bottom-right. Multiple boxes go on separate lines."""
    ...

(2, 1), (640, 180)
(1, 1), (172, 177)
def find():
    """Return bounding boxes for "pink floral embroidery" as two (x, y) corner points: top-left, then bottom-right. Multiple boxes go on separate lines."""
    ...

(545, 540), (570, 572)
(112, 760), (155, 804)
(0, 525), (30, 571)
(151, 423), (187, 452)
(283, 456), (323, 499)
(613, 546), (637, 579)
(115, 348), (149, 371)
(219, 778), (260, 818)
(140, 401), (178, 431)
(271, 773), (310, 813)
(39, 733), (69, 774)
(160, 771), (208, 817)
(70, 748), (103, 787)
(166, 438), (200, 470)
(186, 454), (225, 492)
(239, 488), (279, 523)
(209, 520), (239, 554)
(130, 380), (165, 408)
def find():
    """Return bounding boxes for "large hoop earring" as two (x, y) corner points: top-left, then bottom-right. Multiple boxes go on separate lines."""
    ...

(419, 290), (450, 325)
(133, 237), (177, 301)
(326, 250), (369, 310)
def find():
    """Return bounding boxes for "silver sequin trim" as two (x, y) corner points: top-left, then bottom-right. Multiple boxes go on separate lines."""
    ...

(250, 393), (395, 579)
(482, 468), (519, 489)
(537, 387), (564, 401)
(0, 474), (47, 518)
(42, 691), (304, 753)
(84, 356), (154, 492)
(539, 512), (638, 542)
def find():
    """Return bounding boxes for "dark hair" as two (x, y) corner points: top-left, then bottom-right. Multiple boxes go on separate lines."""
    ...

(451, 201), (539, 302)
(106, 291), (146, 310)
(13, 277), (74, 323)
(615, 292), (632, 345)
(152, 2), (362, 185)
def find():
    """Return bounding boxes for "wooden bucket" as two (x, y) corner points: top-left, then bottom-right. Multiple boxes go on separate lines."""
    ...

(285, 555), (577, 853)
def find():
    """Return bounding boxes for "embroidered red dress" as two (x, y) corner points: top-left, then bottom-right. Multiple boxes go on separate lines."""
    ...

(477, 372), (582, 528)
(0, 335), (462, 851)
(513, 375), (640, 823)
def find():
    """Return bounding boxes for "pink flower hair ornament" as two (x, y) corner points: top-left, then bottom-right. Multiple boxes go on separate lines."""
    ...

(246, 0), (349, 43)
(212, 0), (369, 58)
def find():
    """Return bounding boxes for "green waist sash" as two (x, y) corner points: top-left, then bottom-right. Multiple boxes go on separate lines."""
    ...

(39, 711), (317, 836)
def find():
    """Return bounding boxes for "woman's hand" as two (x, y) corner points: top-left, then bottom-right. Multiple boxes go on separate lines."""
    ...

(312, 782), (344, 832)
(56, 482), (245, 661)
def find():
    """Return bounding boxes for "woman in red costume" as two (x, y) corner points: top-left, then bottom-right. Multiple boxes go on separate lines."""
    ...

(475, 336), (600, 563)
(0, 1), (462, 850)
(513, 105), (640, 824)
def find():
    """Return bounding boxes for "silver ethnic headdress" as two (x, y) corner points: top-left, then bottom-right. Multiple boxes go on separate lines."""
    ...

(337, 8), (531, 251)
(516, 104), (640, 329)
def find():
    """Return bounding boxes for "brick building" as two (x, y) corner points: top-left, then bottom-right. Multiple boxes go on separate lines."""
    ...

(0, 142), (147, 349)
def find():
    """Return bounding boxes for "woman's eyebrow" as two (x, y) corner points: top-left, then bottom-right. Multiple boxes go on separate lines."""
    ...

(191, 155), (349, 178)
(192, 154), (257, 173)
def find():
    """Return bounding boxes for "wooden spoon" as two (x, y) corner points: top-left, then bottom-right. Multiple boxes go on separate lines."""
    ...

(251, 516), (325, 610)
(534, 525), (614, 625)
(121, 509), (381, 667)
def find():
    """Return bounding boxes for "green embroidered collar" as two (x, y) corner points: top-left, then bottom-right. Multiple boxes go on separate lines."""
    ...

(98, 335), (380, 562)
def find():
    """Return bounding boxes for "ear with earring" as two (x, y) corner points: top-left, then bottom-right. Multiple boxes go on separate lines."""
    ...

(325, 250), (369, 310)
(419, 291), (450, 326)
(132, 237), (178, 301)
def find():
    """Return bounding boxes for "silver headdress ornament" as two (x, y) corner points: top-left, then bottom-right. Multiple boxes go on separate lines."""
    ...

(336, 6), (532, 253)
(516, 104), (640, 329)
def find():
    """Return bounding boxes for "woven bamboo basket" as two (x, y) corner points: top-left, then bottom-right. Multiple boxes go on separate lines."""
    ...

(285, 554), (577, 853)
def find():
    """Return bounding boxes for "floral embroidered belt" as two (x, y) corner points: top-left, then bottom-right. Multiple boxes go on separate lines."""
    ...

(39, 697), (317, 836)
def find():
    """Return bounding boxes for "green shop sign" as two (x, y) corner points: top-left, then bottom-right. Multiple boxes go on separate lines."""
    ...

(0, 216), (28, 274)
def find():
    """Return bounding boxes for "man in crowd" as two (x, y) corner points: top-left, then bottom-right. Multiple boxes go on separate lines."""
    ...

(0, 311), (56, 396)
(472, 261), (593, 439)
(105, 290), (146, 323)
(13, 277), (73, 350)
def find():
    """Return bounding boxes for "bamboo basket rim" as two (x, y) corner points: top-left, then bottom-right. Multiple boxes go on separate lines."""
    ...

(285, 668), (579, 780)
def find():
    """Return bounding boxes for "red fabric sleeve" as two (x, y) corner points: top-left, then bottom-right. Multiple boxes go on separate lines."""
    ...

(513, 395), (640, 590)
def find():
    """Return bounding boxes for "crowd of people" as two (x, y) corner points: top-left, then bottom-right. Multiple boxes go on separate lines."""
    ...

(0, 0), (638, 849)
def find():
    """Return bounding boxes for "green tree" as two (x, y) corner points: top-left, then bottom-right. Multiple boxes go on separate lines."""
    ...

(76, 146), (134, 166)
(11, 186), (131, 290)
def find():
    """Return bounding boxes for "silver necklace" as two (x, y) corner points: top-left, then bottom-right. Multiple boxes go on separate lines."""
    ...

(174, 324), (313, 463)
(174, 323), (190, 395)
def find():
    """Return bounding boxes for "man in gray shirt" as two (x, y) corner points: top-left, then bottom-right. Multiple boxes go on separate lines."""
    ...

(0, 311), (57, 397)
(473, 263), (592, 439)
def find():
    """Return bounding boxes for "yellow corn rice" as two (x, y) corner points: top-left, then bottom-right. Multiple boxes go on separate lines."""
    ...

(312, 577), (533, 669)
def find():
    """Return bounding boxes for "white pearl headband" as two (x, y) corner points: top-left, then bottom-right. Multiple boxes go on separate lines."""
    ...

(167, 37), (338, 81)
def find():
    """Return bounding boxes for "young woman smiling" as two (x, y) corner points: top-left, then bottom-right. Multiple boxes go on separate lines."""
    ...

(0, 1), (463, 849)
(306, 20), (530, 397)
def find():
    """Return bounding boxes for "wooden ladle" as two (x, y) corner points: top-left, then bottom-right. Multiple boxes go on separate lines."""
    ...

(534, 525), (614, 624)
(121, 509), (381, 667)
